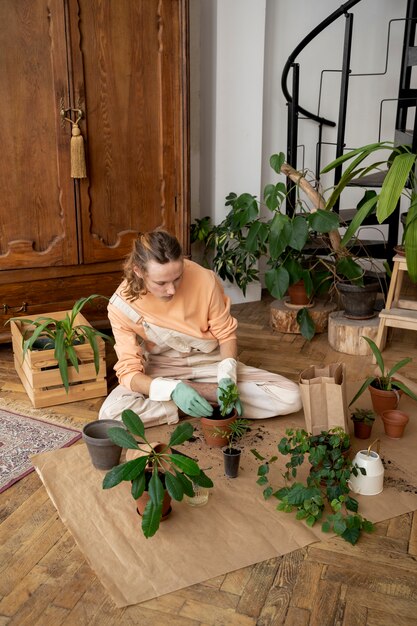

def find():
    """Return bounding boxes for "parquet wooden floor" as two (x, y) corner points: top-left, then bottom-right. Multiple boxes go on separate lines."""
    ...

(1, 293), (417, 626)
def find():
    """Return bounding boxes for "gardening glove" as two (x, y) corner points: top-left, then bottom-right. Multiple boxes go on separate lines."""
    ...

(149, 377), (213, 417)
(171, 383), (213, 418)
(216, 358), (243, 416)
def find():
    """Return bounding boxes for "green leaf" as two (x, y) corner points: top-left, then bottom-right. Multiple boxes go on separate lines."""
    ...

(297, 308), (315, 341)
(168, 422), (194, 447)
(265, 267), (289, 300)
(257, 463), (270, 476)
(192, 470), (214, 488)
(308, 209), (340, 233)
(257, 476), (268, 485)
(107, 427), (140, 450)
(141, 499), (163, 538)
(289, 216), (309, 251)
(341, 526), (361, 545)
(361, 337), (384, 375)
(263, 486), (274, 499)
(165, 472), (184, 501)
(102, 457), (147, 489)
(340, 193), (378, 246)
(148, 469), (165, 506)
(251, 449), (265, 461)
(270, 152), (286, 174)
(121, 410), (146, 438)
(131, 473), (146, 499)
(387, 357), (412, 379)
(336, 258), (364, 283)
(377, 152), (416, 222)
(394, 380), (417, 402)
(322, 520), (331, 533)
(174, 471), (195, 497)
(167, 454), (200, 476)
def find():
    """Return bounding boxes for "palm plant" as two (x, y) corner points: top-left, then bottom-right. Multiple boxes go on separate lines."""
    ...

(8, 295), (113, 391)
(349, 336), (417, 406)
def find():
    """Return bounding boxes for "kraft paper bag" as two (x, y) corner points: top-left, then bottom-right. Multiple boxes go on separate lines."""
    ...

(299, 362), (349, 434)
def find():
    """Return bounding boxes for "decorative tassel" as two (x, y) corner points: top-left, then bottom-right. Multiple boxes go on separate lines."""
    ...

(70, 123), (87, 179)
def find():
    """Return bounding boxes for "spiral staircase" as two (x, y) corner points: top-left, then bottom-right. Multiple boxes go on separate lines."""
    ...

(282, 0), (417, 265)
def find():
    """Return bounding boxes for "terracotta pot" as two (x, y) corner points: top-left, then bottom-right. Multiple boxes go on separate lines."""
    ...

(200, 406), (237, 447)
(381, 410), (409, 439)
(136, 486), (172, 520)
(353, 421), (374, 440)
(288, 280), (310, 305)
(222, 447), (241, 478)
(368, 383), (402, 415)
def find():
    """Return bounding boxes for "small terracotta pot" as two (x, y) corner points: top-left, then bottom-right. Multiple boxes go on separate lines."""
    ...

(381, 410), (409, 439)
(200, 406), (237, 447)
(368, 383), (402, 415)
(353, 421), (373, 440)
(288, 280), (310, 305)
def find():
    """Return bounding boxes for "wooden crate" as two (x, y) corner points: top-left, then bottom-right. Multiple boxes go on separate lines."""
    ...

(10, 311), (107, 408)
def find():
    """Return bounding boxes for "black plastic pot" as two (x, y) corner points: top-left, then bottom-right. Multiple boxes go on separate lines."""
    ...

(336, 280), (379, 319)
(222, 447), (241, 478)
(82, 419), (124, 470)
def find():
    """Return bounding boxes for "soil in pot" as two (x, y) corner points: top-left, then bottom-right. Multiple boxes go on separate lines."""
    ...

(223, 447), (241, 478)
(288, 280), (310, 306)
(337, 279), (379, 320)
(82, 419), (124, 470)
(381, 410), (409, 439)
(368, 382), (402, 415)
(200, 405), (237, 447)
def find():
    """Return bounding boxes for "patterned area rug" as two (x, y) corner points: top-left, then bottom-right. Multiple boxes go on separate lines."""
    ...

(0, 408), (81, 493)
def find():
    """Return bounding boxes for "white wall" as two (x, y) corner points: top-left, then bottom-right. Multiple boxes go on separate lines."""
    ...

(191, 0), (409, 236)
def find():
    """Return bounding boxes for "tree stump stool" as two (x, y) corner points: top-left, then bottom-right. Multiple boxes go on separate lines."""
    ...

(270, 299), (337, 334)
(328, 311), (380, 355)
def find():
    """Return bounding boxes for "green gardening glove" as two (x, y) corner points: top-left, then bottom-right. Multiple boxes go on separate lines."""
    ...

(171, 382), (213, 418)
(217, 378), (243, 416)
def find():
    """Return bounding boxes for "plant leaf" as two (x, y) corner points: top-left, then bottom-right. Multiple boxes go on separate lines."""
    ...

(192, 470), (214, 488)
(265, 267), (289, 300)
(141, 499), (163, 538)
(121, 410), (146, 438)
(165, 472), (184, 501)
(148, 468), (165, 505)
(131, 472), (146, 499)
(168, 422), (194, 447)
(167, 454), (200, 476)
(377, 152), (416, 222)
(297, 308), (315, 341)
(107, 427), (140, 449)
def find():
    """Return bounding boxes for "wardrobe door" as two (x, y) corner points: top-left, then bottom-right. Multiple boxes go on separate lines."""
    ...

(0, 0), (78, 270)
(67, 0), (189, 263)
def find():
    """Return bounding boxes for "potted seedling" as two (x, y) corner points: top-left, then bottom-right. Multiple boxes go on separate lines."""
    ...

(214, 418), (252, 478)
(103, 409), (214, 538)
(349, 336), (417, 414)
(251, 427), (374, 545)
(200, 382), (239, 447)
(350, 407), (376, 440)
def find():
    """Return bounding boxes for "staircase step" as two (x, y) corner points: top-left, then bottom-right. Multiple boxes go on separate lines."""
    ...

(395, 129), (413, 146)
(348, 171), (388, 188)
(408, 46), (417, 66)
(339, 208), (378, 226)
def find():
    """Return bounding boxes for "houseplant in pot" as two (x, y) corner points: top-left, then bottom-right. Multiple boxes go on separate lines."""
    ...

(350, 407), (376, 440)
(349, 336), (417, 414)
(200, 382), (239, 447)
(214, 418), (252, 478)
(251, 427), (374, 545)
(7, 294), (114, 392)
(102, 409), (214, 538)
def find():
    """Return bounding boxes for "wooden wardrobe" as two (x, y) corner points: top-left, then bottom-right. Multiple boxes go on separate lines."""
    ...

(0, 0), (189, 341)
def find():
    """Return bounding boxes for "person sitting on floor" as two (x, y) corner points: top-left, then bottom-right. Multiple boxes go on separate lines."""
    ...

(99, 229), (302, 426)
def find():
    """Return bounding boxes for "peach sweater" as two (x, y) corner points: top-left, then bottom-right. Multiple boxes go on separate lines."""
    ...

(108, 260), (238, 389)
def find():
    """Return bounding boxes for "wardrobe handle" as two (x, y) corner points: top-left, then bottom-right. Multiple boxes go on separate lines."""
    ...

(2, 302), (28, 314)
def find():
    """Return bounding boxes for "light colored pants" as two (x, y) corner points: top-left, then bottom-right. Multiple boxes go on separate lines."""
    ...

(99, 358), (302, 426)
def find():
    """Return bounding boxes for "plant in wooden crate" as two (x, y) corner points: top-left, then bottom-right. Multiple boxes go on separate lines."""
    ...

(7, 295), (114, 407)
(349, 336), (417, 413)
(251, 427), (374, 545)
(102, 409), (214, 538)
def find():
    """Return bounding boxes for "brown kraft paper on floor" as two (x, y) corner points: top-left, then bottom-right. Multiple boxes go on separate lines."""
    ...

(32, 390), (417, 608)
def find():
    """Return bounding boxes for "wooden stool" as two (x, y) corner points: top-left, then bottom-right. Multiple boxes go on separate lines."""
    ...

(374, 254), (417, 358)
